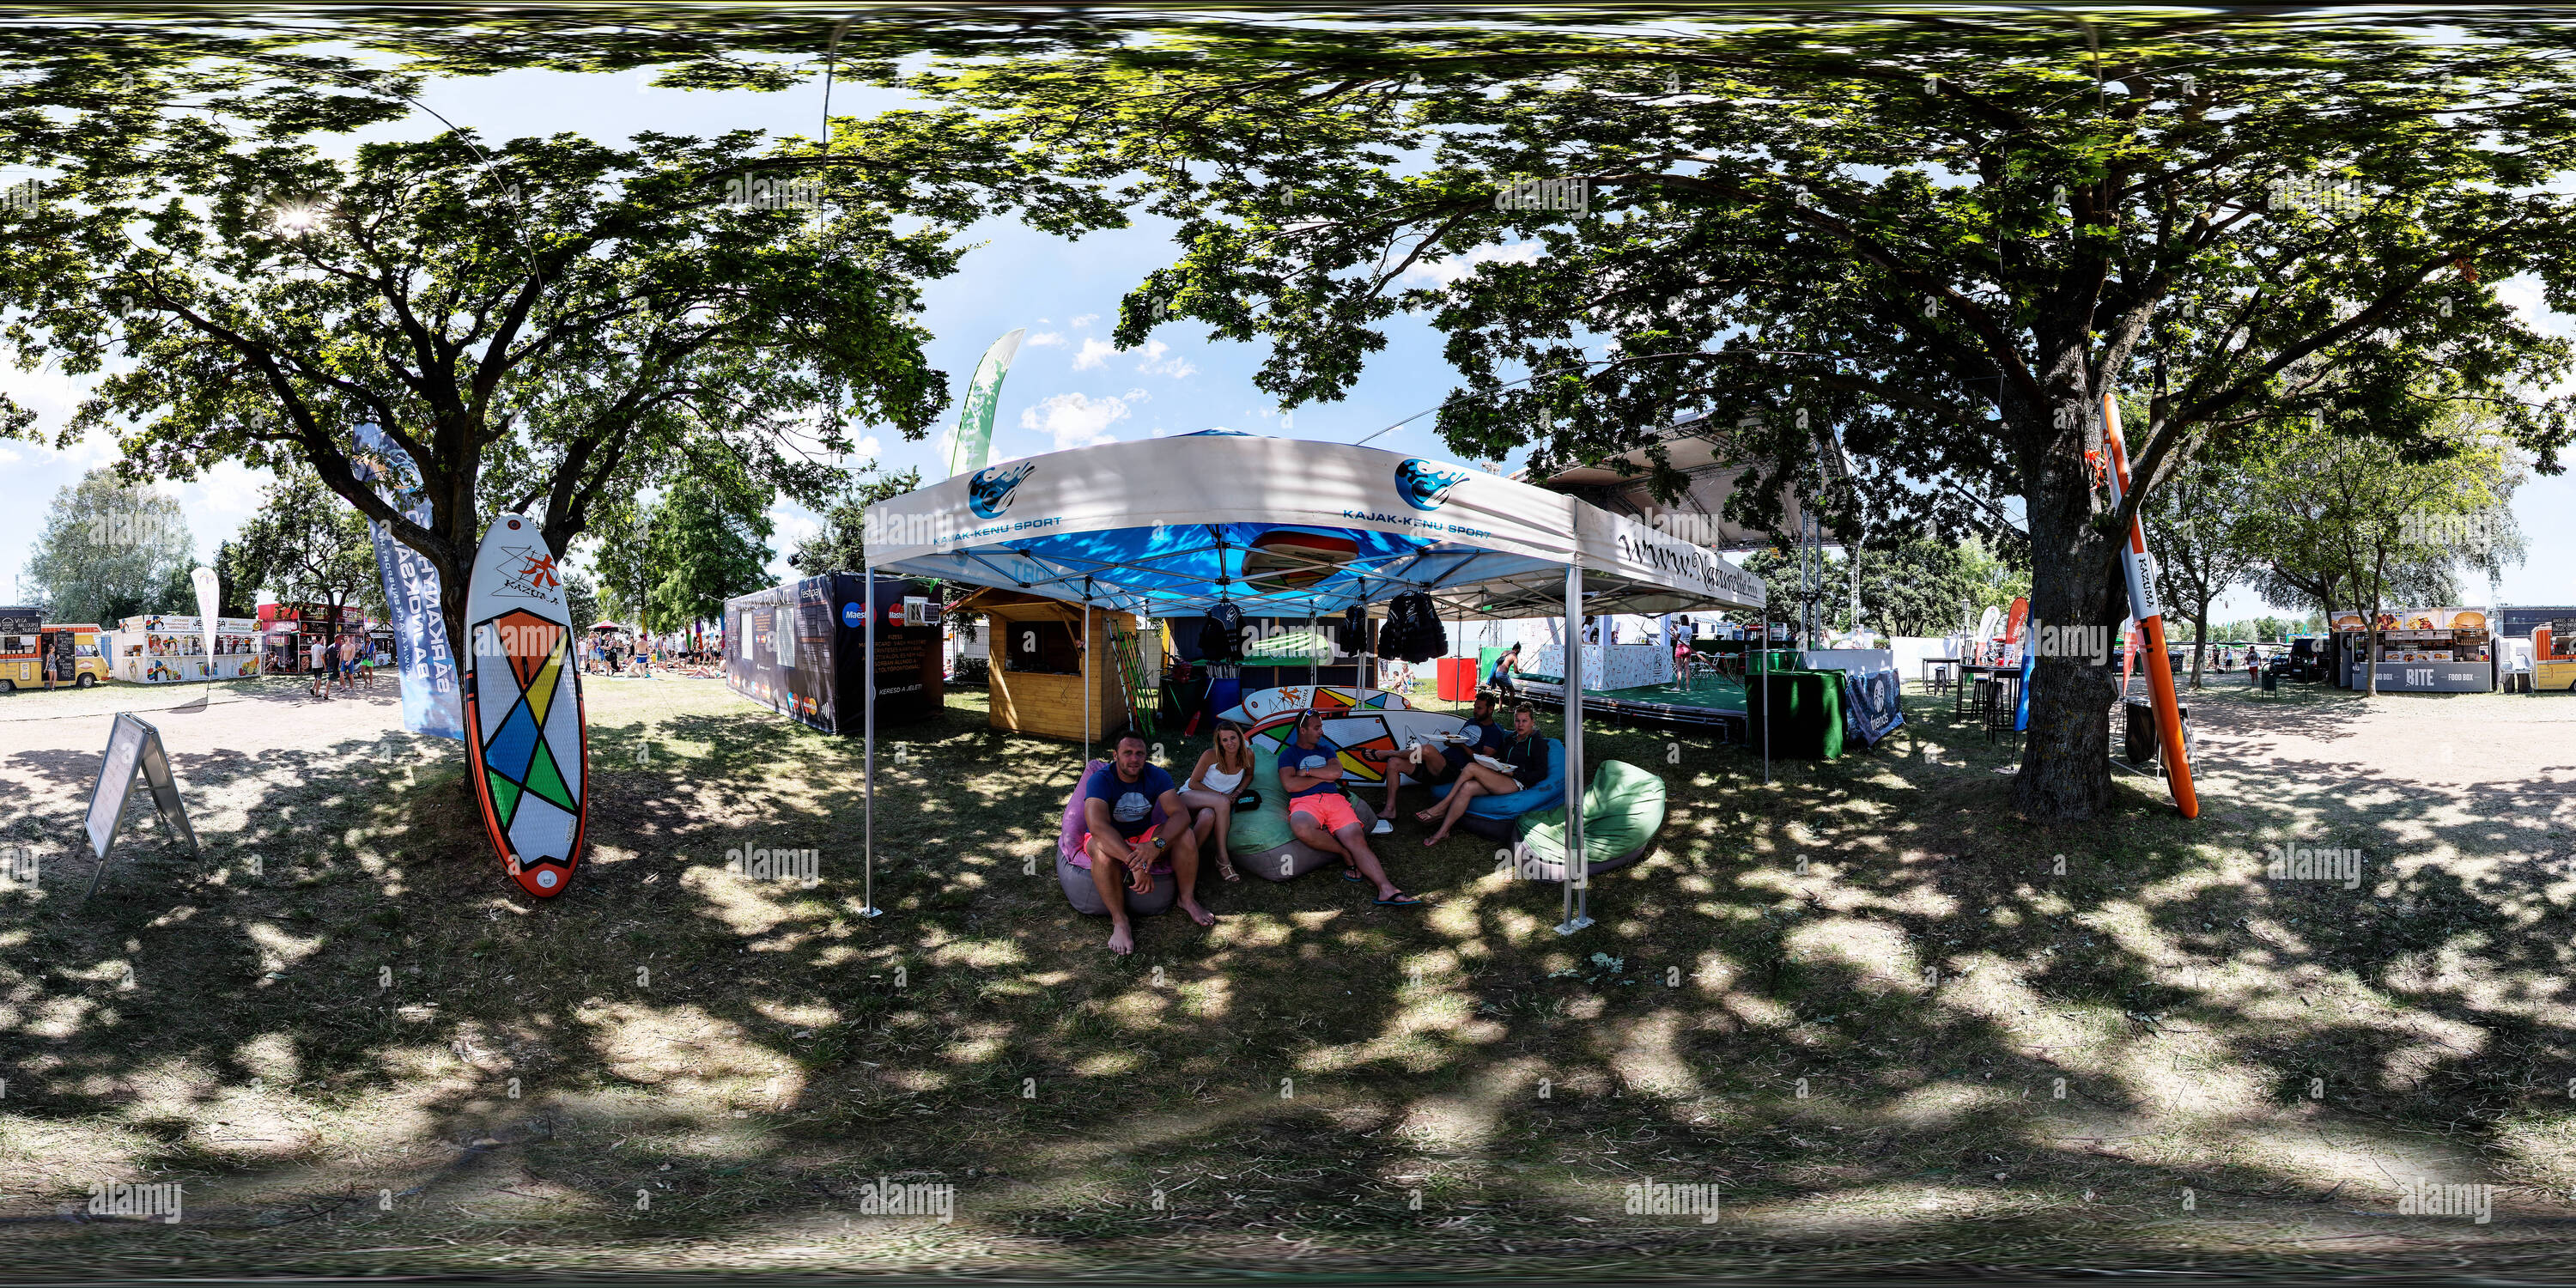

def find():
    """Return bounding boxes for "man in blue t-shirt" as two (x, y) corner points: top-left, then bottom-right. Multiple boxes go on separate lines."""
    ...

(1081, 731), (1214, 955)
(1279, 709), (1421, 907)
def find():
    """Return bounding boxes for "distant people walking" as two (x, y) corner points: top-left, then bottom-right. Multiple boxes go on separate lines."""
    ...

(1484, 642), (1522, 697)
(308, 637), (331, 700)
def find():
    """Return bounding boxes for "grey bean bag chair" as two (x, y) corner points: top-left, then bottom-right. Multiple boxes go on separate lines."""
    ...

(1056, 759), (1178, 918)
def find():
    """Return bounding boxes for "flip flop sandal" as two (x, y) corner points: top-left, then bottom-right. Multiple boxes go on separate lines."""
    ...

(1375, 891), (1425, 907)
(1341, 866), (1366, 883)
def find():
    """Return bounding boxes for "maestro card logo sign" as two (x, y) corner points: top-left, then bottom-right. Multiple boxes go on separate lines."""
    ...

(968, 462), (1039, 519)
(1394, 459), (1470, 512)
(842, 602), (865, 629)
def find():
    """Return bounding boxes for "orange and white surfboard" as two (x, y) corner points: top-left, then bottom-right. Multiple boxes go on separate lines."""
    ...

(461, 514), (589, 897)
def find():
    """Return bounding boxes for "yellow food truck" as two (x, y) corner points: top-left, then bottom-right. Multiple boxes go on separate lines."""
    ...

(0, 606), (110, 691)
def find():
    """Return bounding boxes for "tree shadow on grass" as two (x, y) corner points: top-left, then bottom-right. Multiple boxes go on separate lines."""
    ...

(0, 683), (2570, 1275)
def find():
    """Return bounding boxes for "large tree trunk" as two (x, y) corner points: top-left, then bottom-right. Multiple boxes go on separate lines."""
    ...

(2010, 373), (2122, 821)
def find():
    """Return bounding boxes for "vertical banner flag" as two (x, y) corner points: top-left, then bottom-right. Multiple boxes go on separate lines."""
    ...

(191, 568), (219, 672)
(943, 327), (1027, 477)
(353, 423), (465, 740)
(2101, 394), (2198, 818)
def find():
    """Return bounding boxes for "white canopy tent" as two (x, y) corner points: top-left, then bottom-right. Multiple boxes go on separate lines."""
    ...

(859, 430), (1765, 933)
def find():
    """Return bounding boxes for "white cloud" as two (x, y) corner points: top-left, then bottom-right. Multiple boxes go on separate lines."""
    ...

(1400, 241), (1542, 287)
(1020, 391), (1135, 450)
(1072, 337), (1118, 371)
(1134, 338), (1197, 380)
(1024, 331), (1066, 348)
(767, 502), (822, 547)
(188, 459), (269, 517)
(852, 434), (883, 461)
(1069, 313), (1100, 328)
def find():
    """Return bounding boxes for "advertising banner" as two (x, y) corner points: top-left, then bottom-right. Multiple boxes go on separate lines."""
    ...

(724, 574), (942, 733)
(353, 423), (464, 740)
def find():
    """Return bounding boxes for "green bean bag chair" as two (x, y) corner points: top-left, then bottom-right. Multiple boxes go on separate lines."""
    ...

(1230, 739), (1380, 882)
(1508, 759), (1666, 881)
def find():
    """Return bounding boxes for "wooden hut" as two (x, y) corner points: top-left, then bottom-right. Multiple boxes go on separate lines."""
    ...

(951, 588), (1136, 741)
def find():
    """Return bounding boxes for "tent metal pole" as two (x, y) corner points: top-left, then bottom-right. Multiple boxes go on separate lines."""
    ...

(1308, 610), (1317, 695)
(1083, 592), (1092, 768)
(860, 567), (881, 918)
(1555, 562), (1591, 936)
(1761, 604), (1771, 787)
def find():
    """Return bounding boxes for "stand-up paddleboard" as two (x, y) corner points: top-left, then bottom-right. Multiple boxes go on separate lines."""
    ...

(462, 514), (589, 896)
(2102, 394), (2198, 818)
(1212, 684), (1467, 783)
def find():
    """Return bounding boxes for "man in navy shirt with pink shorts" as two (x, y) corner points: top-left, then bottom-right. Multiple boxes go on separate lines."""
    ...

(1279, 709), (1421, 907)
(1083, 732), (1216, 955)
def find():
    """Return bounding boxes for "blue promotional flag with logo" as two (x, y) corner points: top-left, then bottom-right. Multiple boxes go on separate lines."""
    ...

(352, 423), (465, 741)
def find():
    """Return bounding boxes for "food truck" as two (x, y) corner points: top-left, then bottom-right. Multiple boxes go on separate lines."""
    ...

(0, 606), (109, 691)
(2334, 607), (2495, 692)
(111, 614), (262, 683)
(257, 601), (371, 674)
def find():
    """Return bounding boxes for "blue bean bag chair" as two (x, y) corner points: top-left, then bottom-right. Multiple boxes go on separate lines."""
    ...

(1429, 738), (1565, 841)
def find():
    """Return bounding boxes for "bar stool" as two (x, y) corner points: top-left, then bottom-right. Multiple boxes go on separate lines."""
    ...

(1983, 672), (2021, 742)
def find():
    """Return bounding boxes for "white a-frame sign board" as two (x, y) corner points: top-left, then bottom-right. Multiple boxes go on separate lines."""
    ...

(84, 713), (196, 896)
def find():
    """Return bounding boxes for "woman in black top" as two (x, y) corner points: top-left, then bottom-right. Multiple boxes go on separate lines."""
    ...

(1420, 703), (1549, 846)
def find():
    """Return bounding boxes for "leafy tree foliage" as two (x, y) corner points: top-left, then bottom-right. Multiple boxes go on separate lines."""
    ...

(2236, 410), (2520, 694)
(21, 469), (195, 624)
(2145, 453), (2263, 688)
(563, 569), (601, 635)
(233, 465), (381, 635)
(920, 14), (2576, 816)
(0, 103), (1091, 653)
(790, 465), (927, 577)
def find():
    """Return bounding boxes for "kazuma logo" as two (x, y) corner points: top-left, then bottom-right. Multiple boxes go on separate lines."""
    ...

(1394, 459), (1469, 512)
(968, 462), (1039, 519)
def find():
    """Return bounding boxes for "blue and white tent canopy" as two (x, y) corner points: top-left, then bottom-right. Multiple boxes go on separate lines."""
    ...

(862, 431), (1765, 618)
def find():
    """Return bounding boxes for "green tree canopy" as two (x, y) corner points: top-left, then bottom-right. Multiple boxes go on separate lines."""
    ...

(2237, 410), (2522, 693)
(591, 471), (777, 636)
(21, 468), (195, 624)
(915, 12), (2576, 816)
(233, 464), (381, 633)
(0, 105), (1091, 652)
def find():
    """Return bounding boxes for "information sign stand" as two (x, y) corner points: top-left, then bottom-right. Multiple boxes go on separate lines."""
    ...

(82, 713), (196, 898)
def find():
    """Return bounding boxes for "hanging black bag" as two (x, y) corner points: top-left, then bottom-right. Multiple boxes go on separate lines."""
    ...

(1198, 602), (1245, 661)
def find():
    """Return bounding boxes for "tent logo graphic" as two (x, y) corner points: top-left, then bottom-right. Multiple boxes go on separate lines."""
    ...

(1395, 459), (1469, 511)
(968, 462), (1038, 519)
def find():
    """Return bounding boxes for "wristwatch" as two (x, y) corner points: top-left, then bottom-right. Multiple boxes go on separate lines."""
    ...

(1152, 836), (1168, 851)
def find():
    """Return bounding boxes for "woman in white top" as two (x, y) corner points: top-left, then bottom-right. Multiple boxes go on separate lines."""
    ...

(1180, 720), (1255, 882)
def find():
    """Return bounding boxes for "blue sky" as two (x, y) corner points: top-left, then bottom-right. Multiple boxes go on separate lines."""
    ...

(0, 61), (2565, 623)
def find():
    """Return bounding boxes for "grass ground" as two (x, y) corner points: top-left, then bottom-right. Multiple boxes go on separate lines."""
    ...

(1, 672), (2572, 1279)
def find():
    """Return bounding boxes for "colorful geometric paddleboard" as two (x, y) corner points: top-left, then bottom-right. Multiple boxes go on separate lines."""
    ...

(1212, 685), (1467, 784)
(461, 514), (588, 897)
